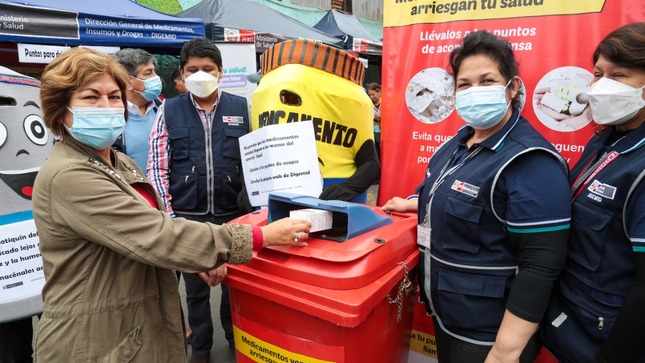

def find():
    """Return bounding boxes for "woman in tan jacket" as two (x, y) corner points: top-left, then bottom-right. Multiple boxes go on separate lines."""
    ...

(32, 47), (310, 362)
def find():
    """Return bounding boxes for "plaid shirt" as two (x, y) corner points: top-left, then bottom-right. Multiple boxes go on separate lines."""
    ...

(147, 93), (220, 216)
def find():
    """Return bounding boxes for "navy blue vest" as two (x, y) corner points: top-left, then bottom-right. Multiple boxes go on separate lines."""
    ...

(164, 92), (249, 215)
(561, 123), (645, 310)
(418, 115), (565, 343)
(541, 123), (645, 363)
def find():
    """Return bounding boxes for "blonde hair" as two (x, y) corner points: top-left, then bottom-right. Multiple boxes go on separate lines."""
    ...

(40, 47), (129, 136)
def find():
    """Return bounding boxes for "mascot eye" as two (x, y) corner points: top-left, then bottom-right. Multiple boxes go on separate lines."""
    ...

(24, 114), (48, 146)
(279, 90), (302, 106)
(0, 122), (6, 148)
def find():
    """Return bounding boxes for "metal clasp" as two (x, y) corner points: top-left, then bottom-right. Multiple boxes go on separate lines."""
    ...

(387, 262), (412, 322)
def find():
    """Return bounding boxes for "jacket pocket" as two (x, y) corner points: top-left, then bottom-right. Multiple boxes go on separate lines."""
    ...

(215, 164), (242, 210)
(541, 293), (612, 363)
(568, 202), (612, 272)
(441, 197), (483, 253)
(168, 166), (197, 210)
(100, 326), (142, 363)
(222, 127), (246, 160)
(168, 127), (190, 160)
(435, 267), (509, 336)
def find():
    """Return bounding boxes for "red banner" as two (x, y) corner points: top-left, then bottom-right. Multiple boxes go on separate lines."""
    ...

(382, 2), (642, 362)
(379, 0), (643, 203)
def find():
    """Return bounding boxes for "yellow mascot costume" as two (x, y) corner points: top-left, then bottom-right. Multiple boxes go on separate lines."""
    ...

(251, 39), (380, 202)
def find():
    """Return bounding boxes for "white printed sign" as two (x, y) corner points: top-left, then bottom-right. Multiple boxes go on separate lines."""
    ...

(239, 121), (322, 207)
(0, 217), (45, 303)
(18, 43), (70, 64)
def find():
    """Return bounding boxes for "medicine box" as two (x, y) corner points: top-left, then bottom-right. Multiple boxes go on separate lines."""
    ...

(289, 208), (333, 232)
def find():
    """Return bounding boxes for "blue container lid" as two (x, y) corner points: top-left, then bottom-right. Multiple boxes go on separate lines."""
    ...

(267, 192), (393, 241)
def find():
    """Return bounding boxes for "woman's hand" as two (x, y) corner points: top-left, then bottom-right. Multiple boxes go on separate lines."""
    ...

(382, 197), (418, 214)
(198, 264), (227, 287)
(261, 218), (311, 247)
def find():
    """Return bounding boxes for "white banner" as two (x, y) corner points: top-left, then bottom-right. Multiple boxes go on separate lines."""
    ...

(18, 43), (70, 64)
(79, 45), (120, 55)
(0, 213), (45, 304)
(218, 43), (258, 105)
(239, 121), (322, 207)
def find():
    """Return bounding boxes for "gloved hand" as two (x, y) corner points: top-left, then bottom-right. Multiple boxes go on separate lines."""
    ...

(319, 183), (360, 201)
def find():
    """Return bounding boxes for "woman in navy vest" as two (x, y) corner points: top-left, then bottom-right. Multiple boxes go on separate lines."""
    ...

(382, 31), (571, 362)
(541, 22), (645, 363)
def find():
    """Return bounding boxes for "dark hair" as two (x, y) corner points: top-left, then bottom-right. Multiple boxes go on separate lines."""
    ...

(450, 30), (522, 109)
(367, 82), (381, 92)
(171, 69), (181, 81)
(113, 48), (157, 77)
(593, 22), (645, 71)
(180, 38), (222, 69)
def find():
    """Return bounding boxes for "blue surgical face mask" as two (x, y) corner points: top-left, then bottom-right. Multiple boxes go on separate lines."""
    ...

(135, 75), (162, 101)
(455, 79), (513, 130)
(66, 107), (126, 149)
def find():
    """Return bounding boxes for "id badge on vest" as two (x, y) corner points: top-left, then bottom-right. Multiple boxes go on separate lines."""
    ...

(417, 199), (432, 249)
(417, 224), (431, 249)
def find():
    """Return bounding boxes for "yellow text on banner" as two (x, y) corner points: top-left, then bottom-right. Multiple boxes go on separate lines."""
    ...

(384, 0), (607, 27)
(409, 329), (439, 358)
(234, 326), (337, 363)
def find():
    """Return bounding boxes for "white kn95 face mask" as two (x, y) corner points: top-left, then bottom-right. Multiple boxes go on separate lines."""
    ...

(587, 77), (645, 125)
(184, 71), (219, 98)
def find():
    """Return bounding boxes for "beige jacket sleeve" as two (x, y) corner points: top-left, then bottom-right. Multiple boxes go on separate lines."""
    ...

(46, 163), (252, 272)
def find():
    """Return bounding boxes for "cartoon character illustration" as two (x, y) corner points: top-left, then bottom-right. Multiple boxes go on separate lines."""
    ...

(0, 66), (51, 323)
(251, 39), (380, 202)
(0, 67), (50, 216)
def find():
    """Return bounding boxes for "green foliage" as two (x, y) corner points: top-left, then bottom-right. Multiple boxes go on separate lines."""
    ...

(155, 55), (182, 98)
(133, 0), (184, 96)
(135, 0), (182, 15)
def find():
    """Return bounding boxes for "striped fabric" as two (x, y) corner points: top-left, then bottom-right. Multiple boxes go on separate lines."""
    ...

(260, 39), (365, 86)
(0, 74), (40, 88)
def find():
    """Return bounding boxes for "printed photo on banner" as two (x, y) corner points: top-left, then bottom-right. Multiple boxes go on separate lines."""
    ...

(533, 66), (593, 132)
(405, 68), (455, 124)
(239, 121), (322, 207)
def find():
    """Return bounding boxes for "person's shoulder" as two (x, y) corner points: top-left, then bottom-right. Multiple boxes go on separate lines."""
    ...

(511, 115), (557, 149)
(164, 92), (190, 107)
(40, 145), (101, 186)
(113, 151), (148, 181)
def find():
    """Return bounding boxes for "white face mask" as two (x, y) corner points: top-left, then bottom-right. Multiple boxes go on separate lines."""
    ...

(184, 71), (219, 98)
(587, 77), (645, 125)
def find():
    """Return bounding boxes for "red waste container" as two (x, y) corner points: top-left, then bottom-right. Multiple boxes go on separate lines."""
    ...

(226, 193), (419, 363)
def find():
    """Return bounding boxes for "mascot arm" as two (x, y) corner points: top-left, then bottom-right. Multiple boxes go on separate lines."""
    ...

(319, 140), (380, 201)
(237, 168), (254, 213)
